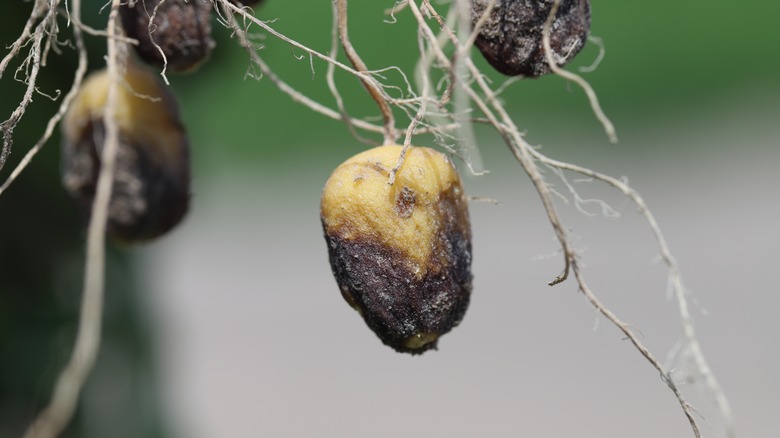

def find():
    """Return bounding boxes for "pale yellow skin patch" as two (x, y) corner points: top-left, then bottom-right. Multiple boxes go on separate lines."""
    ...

(63, 65), (185, 173)
(321, 145), (463, 277)
(404, 332), (439, 350)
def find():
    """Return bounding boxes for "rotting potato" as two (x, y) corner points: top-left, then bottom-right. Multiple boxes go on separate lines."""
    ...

(61, 64), (190, 243)
(119, 0), (215, 73)
(471, 0), (591, 77)
(321, 145), (473, 354)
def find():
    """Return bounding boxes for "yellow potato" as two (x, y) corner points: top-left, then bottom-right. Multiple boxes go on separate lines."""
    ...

(321, 145), (473, 354)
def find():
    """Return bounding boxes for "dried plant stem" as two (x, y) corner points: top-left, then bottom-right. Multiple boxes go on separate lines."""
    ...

(327, 0), (375, 146)
(572, 263), (701, 437)
(220, 6), (466, 140)
(0, 0), (61, 173)
(530, 149), (735, 438)
(0, 1), (45, 77)
(334, 0), (397, 145)
(218, 1), (380, 92)
(0, 5), (89, 196)
(388, 28), (432, 186)
(542, 0), (617, 143)
(148, 0), (171, 84)
(219, 2), (386, 136)
(22, 1), (123, 437)
(221, 0), (461, 138)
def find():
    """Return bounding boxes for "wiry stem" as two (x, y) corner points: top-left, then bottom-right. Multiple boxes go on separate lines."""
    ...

(215, 2), (465, 138)
(22, 1), (123, 436)
(148, 0), (172, 84)
(334, 0), (397, 145)
(388, 24), (433, 186)
(327, 0), (375, 146)
(218, 1), (386, 136)
(542, 0), (617, 143)
(218, 0), (411, 139)
(0, 1), (45, 77)
(0, 0), (62, 173)
(0, 1), (90, 196)
(219, 0), (376, 81)
(572, 262), (701, 437)
(529, 148), (735, 438)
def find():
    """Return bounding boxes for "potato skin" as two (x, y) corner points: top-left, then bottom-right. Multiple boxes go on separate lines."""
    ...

(61, 65), (190, 243)
(321, 146), (473, 354)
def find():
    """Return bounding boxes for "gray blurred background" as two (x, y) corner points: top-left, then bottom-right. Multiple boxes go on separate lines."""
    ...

(1, 0), (778, 437)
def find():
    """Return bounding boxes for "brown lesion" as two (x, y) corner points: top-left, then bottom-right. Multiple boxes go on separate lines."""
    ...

(324, 231), (472, 354)
(394, 186), (416, 219)
(61, 119), (190, 243)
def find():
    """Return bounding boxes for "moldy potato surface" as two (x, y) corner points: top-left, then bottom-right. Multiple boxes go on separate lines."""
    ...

(321, 145), (473, 354)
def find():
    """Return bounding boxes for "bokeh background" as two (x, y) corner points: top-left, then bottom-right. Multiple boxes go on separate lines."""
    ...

(1, 1), (778, 437)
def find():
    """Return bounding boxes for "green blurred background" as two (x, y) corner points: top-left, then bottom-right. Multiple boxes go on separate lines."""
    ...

(1, 0), (778, 437)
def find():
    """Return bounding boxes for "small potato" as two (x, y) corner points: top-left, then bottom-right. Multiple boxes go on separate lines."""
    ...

(119, 0), (215, 73)
(321, 145), (473, 354)
(472, 0), (591, 77)
(61, 64), (190, 243)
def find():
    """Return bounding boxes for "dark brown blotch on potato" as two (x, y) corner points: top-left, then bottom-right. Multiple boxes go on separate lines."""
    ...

(471, 0), (591, 77)
(394, 186), (416, 219)
(61, 122), (190, 243)
(119, 0), (215, 73)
